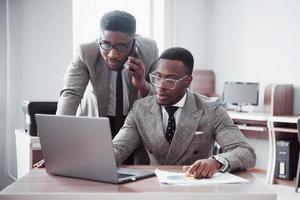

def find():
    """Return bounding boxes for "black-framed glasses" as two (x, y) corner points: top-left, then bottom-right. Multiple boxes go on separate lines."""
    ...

(99, 37), (134, 53)
(149, 73), (189, 89)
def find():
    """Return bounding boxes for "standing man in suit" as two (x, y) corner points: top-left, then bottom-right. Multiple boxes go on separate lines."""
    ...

(34, 10), (158, 167)
(56, 10), (158, 136)
(112, 47), (256, 178)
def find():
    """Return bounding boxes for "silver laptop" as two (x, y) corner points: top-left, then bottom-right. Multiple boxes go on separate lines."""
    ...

(35, 114), (155, 184)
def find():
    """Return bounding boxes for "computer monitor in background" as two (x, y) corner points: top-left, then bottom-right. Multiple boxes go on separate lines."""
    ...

(223, 82), (259, 112)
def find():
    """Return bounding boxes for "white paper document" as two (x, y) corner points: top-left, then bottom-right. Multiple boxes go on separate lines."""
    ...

(155, 169), (249, 185)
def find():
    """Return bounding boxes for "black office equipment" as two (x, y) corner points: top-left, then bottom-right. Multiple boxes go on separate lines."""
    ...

(275, 140), (299, 180)
(22, 101), (57, 136)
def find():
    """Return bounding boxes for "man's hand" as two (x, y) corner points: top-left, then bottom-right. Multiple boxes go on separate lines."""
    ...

(33, 159), (45, 168)
(125, 47), (149, 97)
(182, 158), (222, 179)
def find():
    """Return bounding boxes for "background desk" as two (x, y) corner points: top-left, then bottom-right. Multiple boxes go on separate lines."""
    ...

(267, 116), (299, 184)
(0, 166), (276, 200)
(228, 111), (299, 184)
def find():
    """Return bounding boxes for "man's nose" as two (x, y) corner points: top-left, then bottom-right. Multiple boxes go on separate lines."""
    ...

(157, 80), (167, 89)
(108, 48), (119, 59)
(156, 85), (167, 94)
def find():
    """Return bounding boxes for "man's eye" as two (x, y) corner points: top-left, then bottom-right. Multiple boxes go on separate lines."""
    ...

(165, 79), (175, 84)
(116, 45), (128, 50)
(101, 41), (111, 45)
(102, 43), (111, 47)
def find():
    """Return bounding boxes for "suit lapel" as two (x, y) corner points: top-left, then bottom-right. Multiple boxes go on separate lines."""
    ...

(145, 99), (170, 163)
(127, 73), (138, 108)
(94, 55), (110, 116)
(165, 92), (204, 164)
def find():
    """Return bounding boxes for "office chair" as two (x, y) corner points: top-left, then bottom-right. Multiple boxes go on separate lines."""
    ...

(190, 69), (217, 97)
(296, 118), (300, 192)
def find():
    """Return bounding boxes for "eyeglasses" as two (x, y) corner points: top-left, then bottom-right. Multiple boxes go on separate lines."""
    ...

(99, 37), (134, 53)
(149, 73), (189, 89)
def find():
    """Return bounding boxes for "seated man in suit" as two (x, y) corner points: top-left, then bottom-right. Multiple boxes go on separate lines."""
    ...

(112, 47), (256, 178)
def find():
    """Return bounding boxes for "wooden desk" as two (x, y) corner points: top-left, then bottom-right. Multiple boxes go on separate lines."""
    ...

(267, 116), (299, 184)
(228, 111), (272, 183)
(0, 166), (276, 200)
(228, 111), (299, 185)
(228, 111), (270, 132)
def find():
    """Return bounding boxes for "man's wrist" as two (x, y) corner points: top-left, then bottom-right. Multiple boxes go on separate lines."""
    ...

(137, 81), (150, 97)
(210, 157), (222, 170)
(212, 155), (230, 172)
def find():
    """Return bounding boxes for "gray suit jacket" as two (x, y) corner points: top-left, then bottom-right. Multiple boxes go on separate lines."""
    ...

(113, 90), (256, 172)
(56, 35), (158, 116)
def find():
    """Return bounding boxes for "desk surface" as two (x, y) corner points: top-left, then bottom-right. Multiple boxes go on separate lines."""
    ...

(269, 115), (299, 123)
(227, 111), (270, 121)
(228, 111), (299, 123)
(0, 166), (276, 200)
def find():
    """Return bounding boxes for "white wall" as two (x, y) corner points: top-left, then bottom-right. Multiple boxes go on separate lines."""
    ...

(0, 0), (11, 190)
(206, 0), (300, 113)
(172, 0), (208, 67)
(0, 0), (72, 189)
(172, 0), (300, 114)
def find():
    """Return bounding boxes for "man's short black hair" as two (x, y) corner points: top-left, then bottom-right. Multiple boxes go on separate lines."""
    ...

(159, 47), (194, 75)
(100, 10), (136, 36)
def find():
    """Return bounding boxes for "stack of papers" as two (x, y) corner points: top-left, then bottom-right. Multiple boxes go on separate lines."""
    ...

(155, 169), (249, 185)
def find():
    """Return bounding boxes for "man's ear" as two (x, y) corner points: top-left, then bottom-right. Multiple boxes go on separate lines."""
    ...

(186, 75), (193, 88)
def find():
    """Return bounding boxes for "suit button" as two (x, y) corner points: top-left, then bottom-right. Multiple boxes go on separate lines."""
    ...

(193, 150), (199, 155)
(149, 150), (153, 154)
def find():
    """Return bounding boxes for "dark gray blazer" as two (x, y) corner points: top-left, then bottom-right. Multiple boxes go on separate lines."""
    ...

(113, 90), (256, 172)
(56, 35), (158, 116)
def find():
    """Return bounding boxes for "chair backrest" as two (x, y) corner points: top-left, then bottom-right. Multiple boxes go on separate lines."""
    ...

(190, 69), (216, 97)
(263, 84), (294, 116)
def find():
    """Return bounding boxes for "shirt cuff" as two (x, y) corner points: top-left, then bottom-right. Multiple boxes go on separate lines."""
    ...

(212, 155), (230, 172)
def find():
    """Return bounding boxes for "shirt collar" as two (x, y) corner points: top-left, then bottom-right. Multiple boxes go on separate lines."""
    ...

(164, 92), (187, 108)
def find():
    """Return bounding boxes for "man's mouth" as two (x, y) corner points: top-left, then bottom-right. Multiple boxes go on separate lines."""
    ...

(157, 92), (168, 99)
(107, 59), (119, 65)
(106, 59), (124, 70)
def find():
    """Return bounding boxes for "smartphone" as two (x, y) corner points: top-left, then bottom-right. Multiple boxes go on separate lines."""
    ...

(124, 39), (138, 71)
(129, 38), (137, 57)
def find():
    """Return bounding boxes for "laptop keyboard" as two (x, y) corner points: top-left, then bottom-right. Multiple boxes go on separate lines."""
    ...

(118, 173), (134, 179)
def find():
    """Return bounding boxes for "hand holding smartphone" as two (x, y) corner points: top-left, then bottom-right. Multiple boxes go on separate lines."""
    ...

(124, 39), (139, 71)
(124, 39), (150, 97)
